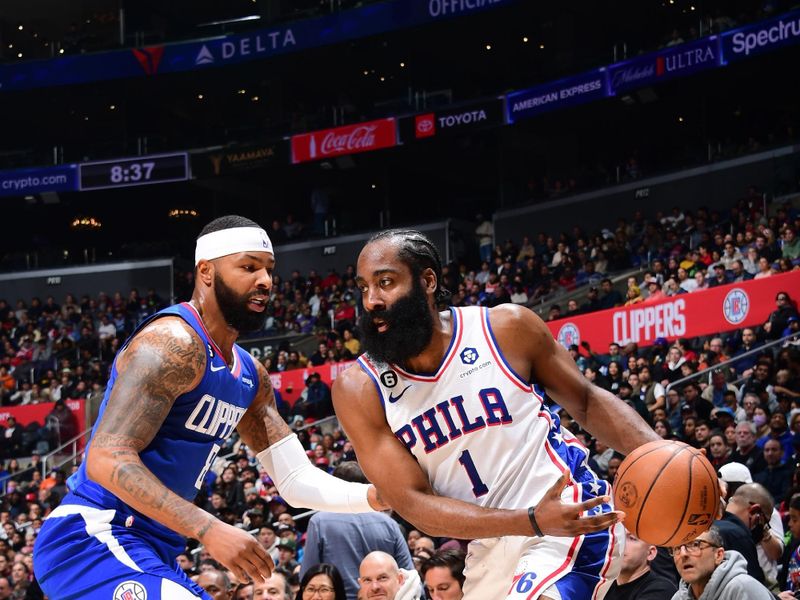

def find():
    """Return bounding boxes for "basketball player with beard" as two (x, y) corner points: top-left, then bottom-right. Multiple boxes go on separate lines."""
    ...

(334, 229), (659, 600)
(34, 216), (385, 600)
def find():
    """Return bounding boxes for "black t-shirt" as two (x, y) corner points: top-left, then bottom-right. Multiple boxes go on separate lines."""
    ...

(715, 512), (765, 583)
(606, 570), (677, 600)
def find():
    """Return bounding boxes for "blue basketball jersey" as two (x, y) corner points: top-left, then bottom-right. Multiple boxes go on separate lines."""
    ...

(68, 301), (260, 542)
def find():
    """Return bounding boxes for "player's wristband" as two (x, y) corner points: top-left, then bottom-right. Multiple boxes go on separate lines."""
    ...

(528, 506), (544, 537)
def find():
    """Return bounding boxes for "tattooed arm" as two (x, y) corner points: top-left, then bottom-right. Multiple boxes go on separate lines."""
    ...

(235, 357), (292, 452)
(238, 358), (387, 511)
(86, 317), (273, 583)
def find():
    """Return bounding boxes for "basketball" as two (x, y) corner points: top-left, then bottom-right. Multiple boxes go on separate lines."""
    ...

(613, 439), (720, 547)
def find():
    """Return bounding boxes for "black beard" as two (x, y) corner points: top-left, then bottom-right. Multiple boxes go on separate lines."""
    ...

(359, 278), (434, 366)
(214, 273), (267, 333)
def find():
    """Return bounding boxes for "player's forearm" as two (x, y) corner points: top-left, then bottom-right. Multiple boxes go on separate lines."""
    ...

(390, 489), (532, 538)
(582, 387), (659, 454)
(87, 443), (218, 542)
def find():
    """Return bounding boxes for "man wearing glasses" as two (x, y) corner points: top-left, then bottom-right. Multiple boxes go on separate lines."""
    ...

(669, 525), (772, 599)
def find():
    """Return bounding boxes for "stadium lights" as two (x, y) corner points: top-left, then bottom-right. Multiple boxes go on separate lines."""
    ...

(59, 48), (64, 54)
(168, 209), (198, 219)
(17, 52), (22, 58)
(523, 37), (529, 43)
(251, 96), (259, 102)
(71, 217), (102, 229)
(18, 25), (23, 31)
(400, 62), (405, 67)
(109, 105), (116, 110)
(485, 44), (492, 50)
(197, 94), (204, 100)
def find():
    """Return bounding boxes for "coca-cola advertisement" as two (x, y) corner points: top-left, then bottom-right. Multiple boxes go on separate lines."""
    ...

(291, 118), (397, 164)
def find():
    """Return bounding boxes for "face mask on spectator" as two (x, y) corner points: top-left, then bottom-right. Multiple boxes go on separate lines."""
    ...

(753, 415), (767, 427)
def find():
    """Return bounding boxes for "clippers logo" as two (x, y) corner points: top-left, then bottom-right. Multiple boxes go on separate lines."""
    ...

(113, 581), (147, 600)
(415, 114), (436, 138)
(460, 347), (479, 365)
(132, 46), (164, 75)
(722, 288), (750, 325)
(556, 322), (580, 348)
(195, 45), (214, 65)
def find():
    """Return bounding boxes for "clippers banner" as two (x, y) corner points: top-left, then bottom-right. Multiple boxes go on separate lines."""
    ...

(267, 362), (354, 407)
(0, 399), (86, 446)
(547, 270), (799, 349)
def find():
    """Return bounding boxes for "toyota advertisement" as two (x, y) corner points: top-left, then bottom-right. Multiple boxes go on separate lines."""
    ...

(398, 98), (505, 142)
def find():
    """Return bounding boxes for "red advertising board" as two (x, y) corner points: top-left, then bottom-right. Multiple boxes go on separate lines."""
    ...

(547, 270), (799, 349)
(269, 361), (354, 407)
(290, 118), (397, 164)
(0, 399), (86, 445)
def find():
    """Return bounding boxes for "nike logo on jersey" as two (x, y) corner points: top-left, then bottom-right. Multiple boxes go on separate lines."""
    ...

(209, 363), (227, 372)
(388, 385), (411, 403)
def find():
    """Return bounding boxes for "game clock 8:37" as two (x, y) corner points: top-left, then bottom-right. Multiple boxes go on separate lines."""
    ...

(79, 153), (189, 191)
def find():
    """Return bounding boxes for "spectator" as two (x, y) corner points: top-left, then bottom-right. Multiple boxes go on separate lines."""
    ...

(754, 439), (791, 503)
(420, 549), (465, 600)
(731, 421), (768, 476)
(607, 529), (676, 599)
(782, 228), (800, 260)
(715, 483), (773, 584)
(253, 569), (291, 600)
(300, 462), (413, 599)
(670, 525), (772, 599)
(276, 538), (300, 573)
(297, 563), (346, 600)
(196, 567), (233, 600)
(764, 292), (799, 340)
(358, 552), (422, 600)
(599, 278), (623, 309)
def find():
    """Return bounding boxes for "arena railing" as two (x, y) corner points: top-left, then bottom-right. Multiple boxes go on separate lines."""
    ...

(664, 331), (800, 394)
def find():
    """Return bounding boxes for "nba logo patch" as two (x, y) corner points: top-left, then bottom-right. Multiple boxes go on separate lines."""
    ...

(556, 322), (580, 348)
(460, 347), (478, 364)
(722, 288), (749, 324)
(113, 581), (147, 600)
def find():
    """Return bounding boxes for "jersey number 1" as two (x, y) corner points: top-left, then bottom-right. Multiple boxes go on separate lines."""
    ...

(458, 449), (488, 497)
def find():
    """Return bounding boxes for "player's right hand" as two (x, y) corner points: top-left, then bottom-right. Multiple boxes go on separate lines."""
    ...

(532, 472), (624, 537)
(203, 520), (274, 583)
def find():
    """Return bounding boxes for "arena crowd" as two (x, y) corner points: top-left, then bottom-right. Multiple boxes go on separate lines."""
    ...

(0, 188), (799, 599)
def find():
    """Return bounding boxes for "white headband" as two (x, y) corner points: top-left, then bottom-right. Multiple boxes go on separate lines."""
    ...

(195, 226), (274, 265)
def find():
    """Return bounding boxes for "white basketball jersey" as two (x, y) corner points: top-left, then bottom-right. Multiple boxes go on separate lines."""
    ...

(358, 306), (600, 511)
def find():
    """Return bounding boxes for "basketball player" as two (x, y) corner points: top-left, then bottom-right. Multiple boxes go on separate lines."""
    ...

(33, 216), (385, 599)
(334, 230), (661, 600)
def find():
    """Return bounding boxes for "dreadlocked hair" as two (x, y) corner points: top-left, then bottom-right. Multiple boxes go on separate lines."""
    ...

(368, 229), (452, 304)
